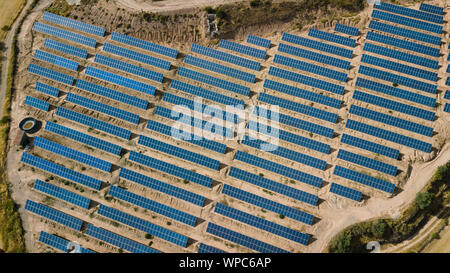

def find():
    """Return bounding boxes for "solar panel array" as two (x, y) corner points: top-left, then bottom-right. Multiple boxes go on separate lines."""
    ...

(419, 3), (443, 15)
(198, 243), (226, 253)
(25, 199), (83, 230)
(247, 34), (271, 48)
(308, 28), (356, 47)
(33, 22), (97, 48)
(38, 231), (94, 253)
(371, 9), (442, 34)
(219, 39), (266, 59)
(334, 24), (359, 36)
(44, 38), (88, 59)
(334, 165), (395, 194)
(111, 32), (178, 58)
(444, 104), (450, 113)
(35, 49), (79, 72)
(24, 96), (50, 111)
(329, 183), (362, 202)
(368, 21), (441, 46)
(374, 2), (443, 24)
(34, 179), (91, 209)
(43, 12), (105, 36)
(35, 81), (59, 97)
(340, 133), (399, 159)
(337, 149), (397, 176)
(282, 33), (353, 58)
(28, 63), (74, 85)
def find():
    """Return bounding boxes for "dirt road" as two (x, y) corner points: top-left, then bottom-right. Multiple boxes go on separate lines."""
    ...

(114, 0), (244, 13)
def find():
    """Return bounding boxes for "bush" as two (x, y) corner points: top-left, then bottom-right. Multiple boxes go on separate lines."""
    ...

(371, 220), (387, 238)
(415, 192), (433, 210)
(250, 0), (262, 8)
(330, 231), (352, 253)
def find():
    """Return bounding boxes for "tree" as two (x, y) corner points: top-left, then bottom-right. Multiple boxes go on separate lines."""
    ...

(330, 232), (352, 253)
(371, 220), (387, 238)
(415, 192), (433, 210)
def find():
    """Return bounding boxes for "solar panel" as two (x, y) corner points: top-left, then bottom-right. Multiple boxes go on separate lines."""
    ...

(358, 65), (436, 94)
(419, 3), (443, 15)
(282, 32), (353, 58)
(94, 54), (163, 82)
(371, 9), (442, 34)
(329, 183), (362, 202)
(334, 165), (395, 194)
(33, 136), (112, 172)
(215, 203), (309, 245)
(273, 54), (347, 82)
(84, 66), (156, 96)
(337, 149), (397, 176)
(34, 47), (79, 70)
(85, 224), (159, 253)
(43, 12), (105, 36)
(35, 81), (59, 97)
(177, 67), (250, 96)
(222, 184), (314, 224)
(219, 39), (267, 59)
(334, 24), (359, 36)
(445, 91), (450, 100)
(44, 38), (88, 59)
(111, 32), (178, 58)
(258, 92), (338, 123)
(269, 66), (345, 95)
(75, 79), (148, 110)
(24, 96), (50, 111)
(340, 133), (399, 159)
(146, 119), (227, 154)
(128, 151), (212, 188)
(103, 42), (171, 70)
(21, 153), (102, 190)
(374, 2), (443, 24)
(191, 43), (261, 71)
(170, 79), (244, 106)
(33, 22), (97, 48)
(119, 168), (205, 206)
(28, 63), (74, 85)
(25, 199), (83, 230)
(444, 103), (450, 113)
(247, 34), (271, 48)
(198, 243), (226, 253)
(65, 93), (140, 124)
(34, 179), (91, 209)
(308, 28), (356, 47)
(234, 150), (323, 188)
(38, 231), (94, 253)
(45, 121), (122, 156)
(184, 54), (255, 83)
(361, 54), (437, 81)
(278, 43), (350, 70)
(368, 21), (441, 46)
(346, 119), (432, 153)
(228, 166), (318, 205)
(352, 89), (435, 120)
(138, 135), (220, 170)
(56, 107), (131, 140)
(97, 204), (188, 247)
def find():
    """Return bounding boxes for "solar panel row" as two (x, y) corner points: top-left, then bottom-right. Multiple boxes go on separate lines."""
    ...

(334, 23), (359, 36)
(337, 149), (397, 176)
(24, 96), (50, 111)
(374, 2), (443, 24)
(38, 231), (94, 253)
(247, 34), (271, 48)
(340, 133), (399, 159)
(34, 49), (79, 71)
(219, 39), (267, 59)
(28, 63), (74, 86)
(25, 199), (83, 230)
(198, 243), (226, 253)
(368, 21), (441, 46)
(111, 32), (178, 59)
(329, 183), (362, 202)
(35, 81), (59, 97)
(445, 91), (450, 100)
(33, 22), (97, 48)
(308, 28), (356, 47)
(334, 165), (396, 194)
(444, 103), (450, 113)
(371, 9), (442, 34)
(34, 179), (91, 209)
(282, 33), (353, 58)
(44, 38), (88, 59)
(43, 12), (105, 36)
(419, 3), (443, 15)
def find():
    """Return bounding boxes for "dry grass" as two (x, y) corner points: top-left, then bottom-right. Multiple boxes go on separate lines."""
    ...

(0, 0), (27, 40)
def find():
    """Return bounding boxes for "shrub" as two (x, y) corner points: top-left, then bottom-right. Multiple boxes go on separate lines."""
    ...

(415, 192), (433, 210)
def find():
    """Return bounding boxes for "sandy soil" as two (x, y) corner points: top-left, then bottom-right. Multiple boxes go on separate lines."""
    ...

(114, 0), (245, 13)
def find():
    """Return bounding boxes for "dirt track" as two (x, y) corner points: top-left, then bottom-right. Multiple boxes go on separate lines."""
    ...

(114, 0), (244, 13)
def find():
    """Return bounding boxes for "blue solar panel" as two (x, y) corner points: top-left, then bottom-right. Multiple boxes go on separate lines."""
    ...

(269, 66), (345, 95)
(184, 54), (255, 83)
(108, 186), (197, 226)
(85, 66), (156, 96)
(56, 107), (131, 140)
(25, 199), (83, 230)
(24, 96), (50, 111)
(111, 32), (178, 58)
(228, 166), (318, 205)
(98, 204), (188, 247)
(273, 54), (347, 82)
(191, 43), (261, 71)
(419, 3), (443, 15)
(177, 67), (250, 96)
(215, 203), (309, 245)
(220, 39), (266, 59)
(65, 93), (140, 124)
(366, 32), (439, 57)
(247, 34), (271, 48)
(371, 9), (442, 34)
(119, 168), (205, 206)
(38, 231), (94, 253)
(364, 42), (438, 69)
(368, 21), (441, 46)
(43, 12), (105, 36)
(361, 54), (437, 81)
(138, 135), (220, 170)
(340, 133), (399, 159)
(334, 165), (395, 194)
(85, 224), (159, 253)
(374, 2), (443, 24)
(278, 43), (350, 70)
(198, 243), (226, 253)
(146, 119), (226, 154)
(128, 151), (212, 188)
(75, 79), (148, 110)
(34, 49), (79, 71)
(222, 184), (314, 224)
(329, 183), (362, 202)
(445, 91), (450, 100)
(282, 32), (353, 58)
(337, 149), (397, 176)
(33, 22), (97, 48)
(334, 24), (359, 36)
(21, 153), (102, 190)
(44, 38), (88, 59)
(346, 119), (432, 153)
(28, 63), (74, 85)
(308, 28), (356, 47)
(356, 77), (436, 108)
(235, 150), (322, 188)
(34, 179), (91, 209)
(358, 65), (436, 94)
(263, 79), (341, 109)
(103, 42), (171, 70)
(35, 81), (59, 97)
(45, 121), (122, 156)
(444, 103), (450, 113)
